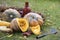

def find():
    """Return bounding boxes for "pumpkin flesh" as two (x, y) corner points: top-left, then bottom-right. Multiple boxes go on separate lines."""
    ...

(30, 25), (41, 35)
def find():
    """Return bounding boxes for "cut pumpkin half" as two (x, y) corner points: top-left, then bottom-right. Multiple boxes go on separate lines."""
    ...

(17, 18), (29, 32)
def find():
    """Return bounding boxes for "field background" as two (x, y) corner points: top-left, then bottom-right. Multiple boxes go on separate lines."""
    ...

(0, 0), (60, 40)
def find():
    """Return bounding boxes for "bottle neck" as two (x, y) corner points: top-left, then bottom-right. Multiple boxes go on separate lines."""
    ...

(25, 2), (29, 8)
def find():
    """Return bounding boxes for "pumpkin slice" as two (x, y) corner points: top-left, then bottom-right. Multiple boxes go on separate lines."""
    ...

(0, 21), (10, 27)
(30, 25), (41, 35)
(17, 18), (29, 32)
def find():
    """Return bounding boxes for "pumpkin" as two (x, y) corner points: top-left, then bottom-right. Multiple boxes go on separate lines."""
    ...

(10, 18), (29, 32)
(0, 20), (10, 27)
(2, 8), (21, 22)
(30, 19), (41, 35)
(24, 12), (44, 25)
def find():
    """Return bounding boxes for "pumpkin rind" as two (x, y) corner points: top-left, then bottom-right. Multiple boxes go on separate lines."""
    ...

(10, 18), (20, 31)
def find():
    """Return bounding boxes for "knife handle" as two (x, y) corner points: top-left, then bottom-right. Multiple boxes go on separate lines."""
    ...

(36, 34), (47, 39)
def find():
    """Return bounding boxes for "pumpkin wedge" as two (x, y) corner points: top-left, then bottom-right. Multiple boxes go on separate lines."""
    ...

(0, 20), (10, 27)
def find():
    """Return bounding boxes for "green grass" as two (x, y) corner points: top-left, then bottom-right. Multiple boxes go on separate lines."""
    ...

(0, 0), (60, 40)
